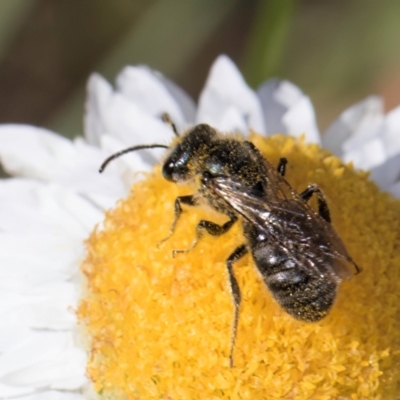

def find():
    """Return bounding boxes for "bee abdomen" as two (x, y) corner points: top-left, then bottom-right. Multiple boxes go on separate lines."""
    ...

(264, 268), (337, 322)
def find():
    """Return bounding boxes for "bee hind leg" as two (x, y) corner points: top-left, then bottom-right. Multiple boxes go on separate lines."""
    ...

(299, 184), (331, 223)
(225, 244), (248, 367)
(172, 214), (237, 257)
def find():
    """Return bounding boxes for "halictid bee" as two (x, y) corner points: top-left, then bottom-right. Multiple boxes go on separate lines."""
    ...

(100, 117), (360, 366)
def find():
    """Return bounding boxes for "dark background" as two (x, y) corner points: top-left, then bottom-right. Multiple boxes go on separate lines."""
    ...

(1, 0), (400, 138)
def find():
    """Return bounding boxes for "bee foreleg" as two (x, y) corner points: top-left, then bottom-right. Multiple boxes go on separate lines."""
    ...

(172, 215), (237, 256)
(277, 157), (288, 176)
(159, 195), (197, 246)
(226, 244), (248, 367)
(299, 184), (331, 223)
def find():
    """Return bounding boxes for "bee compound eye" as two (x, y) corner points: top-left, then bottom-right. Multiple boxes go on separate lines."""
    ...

(162, 155), (192, 183)
(162, 160), (175, 181)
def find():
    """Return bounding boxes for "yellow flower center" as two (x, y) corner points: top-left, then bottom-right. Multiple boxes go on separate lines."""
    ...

(78, 134), (400, 399)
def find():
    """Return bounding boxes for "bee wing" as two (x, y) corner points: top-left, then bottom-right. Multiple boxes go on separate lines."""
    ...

(208, 175), (355, 281)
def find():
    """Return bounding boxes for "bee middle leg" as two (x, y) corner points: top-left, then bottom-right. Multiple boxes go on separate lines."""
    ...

(173, 214), (238, 256)
(299, 184), (331, 223)
(225, 244), (248, 367)
(159, 195), (198, 245)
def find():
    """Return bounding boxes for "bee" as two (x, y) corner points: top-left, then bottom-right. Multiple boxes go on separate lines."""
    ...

(100, 120), (360, 366)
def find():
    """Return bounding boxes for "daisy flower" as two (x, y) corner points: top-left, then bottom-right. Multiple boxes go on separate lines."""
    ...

(1, 55), (400, 399)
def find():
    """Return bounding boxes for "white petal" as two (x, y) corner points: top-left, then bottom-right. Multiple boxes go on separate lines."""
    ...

(368, 106), (400, 189)
(217, 107), (249, 134)
(69, 138), (128, 203)
(84, 73), (113, 146)
(257, 79), (320, 143)
(1, 348), (86, 391)
(381, 105), (400, 158)
(282, 97), (320, 143)
(256, 79), (287, 134)
(0, 179), (103, 246)
(14, 390), (84, 400)
(323, 96), (384, 156)
(3, 181), (100, 236)
(0, 321), (30, 354)
(85, 74), (176, 156)
(48, 185), (103, 233)
(0, 382), (35, 397)
(116, 66), (190, 132)
(0, 125), (75, 180)
(83, 191), (126, 211)
(0, 198), (87, 396)
(0, 332), (84, 384)
(158, 73), (196, 124)
(105, 94), (175, 146)
(335, 98), (385, 170)
(100, 134), (163, 178)
(197, 55), (265, 134)
(370, 153), (400, 190)
(388, 180), (400, 198)
(0, 282), (78, 331)
(342, 136), (386, 170)
(0, 125), (127, 204)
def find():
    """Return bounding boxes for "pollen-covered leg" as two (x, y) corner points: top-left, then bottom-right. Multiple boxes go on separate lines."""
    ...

(225, 244), (248, 367)
(158, 195), (197, 246)
(299, 184), (331, 223)
(172, 215), (237, 256)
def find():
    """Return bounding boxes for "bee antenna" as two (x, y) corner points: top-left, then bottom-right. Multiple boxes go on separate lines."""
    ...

(99, 144), (169, 173)
(161, 112), (180, 137)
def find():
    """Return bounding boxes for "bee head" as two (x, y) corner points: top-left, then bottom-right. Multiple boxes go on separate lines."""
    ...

(162, 124), (217, 183)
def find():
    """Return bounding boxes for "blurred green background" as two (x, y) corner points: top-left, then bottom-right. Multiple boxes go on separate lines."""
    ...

(1, 0), (400, 139)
